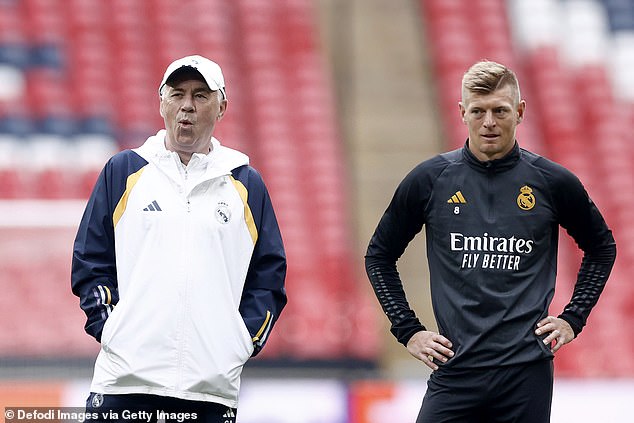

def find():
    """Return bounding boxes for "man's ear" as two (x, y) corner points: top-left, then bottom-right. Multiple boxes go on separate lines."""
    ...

(458, 101), (467, 123)
(216, 99), (228, 121)
(159, 95), (166, 119)
(159, 86), (167, 118)
(516, 99), (526, 123)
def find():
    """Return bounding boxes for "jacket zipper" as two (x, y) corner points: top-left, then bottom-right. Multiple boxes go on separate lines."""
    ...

(176, 165), (192, 386)
(485, 163), (495, 222)
(184, 168), (191, 213)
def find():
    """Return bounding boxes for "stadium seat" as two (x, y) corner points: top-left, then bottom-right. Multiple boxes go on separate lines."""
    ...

(602, 0), (634, 31)
(0, 45), (30, 70)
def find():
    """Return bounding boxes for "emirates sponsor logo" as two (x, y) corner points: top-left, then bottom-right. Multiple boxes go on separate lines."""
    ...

(450, 232), (535, 270)
(450, 232), (534, 254)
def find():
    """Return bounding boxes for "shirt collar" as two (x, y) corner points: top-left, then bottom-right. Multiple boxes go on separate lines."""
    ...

(462, 139), (521, 173)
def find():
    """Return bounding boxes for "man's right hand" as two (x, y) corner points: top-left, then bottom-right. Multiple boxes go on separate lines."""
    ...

(406, 330), (454, 371)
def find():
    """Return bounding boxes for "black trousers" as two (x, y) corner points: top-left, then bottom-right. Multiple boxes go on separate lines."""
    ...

(417, 360), (554, 423)
(85, 393), (237, 423)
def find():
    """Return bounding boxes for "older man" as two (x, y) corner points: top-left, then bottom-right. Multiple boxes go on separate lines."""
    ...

(72, 55), (287, 422)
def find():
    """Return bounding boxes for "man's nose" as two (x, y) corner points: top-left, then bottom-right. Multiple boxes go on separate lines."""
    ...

(483, 110), (496, 127)
(181, 95), (195, 111)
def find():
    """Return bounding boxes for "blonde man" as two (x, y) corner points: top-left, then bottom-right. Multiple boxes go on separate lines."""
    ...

(366, 60), (616, 422)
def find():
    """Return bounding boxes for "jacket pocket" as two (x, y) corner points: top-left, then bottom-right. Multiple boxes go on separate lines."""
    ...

(238, 315), (258, 359)
(99, 299), (123, 350)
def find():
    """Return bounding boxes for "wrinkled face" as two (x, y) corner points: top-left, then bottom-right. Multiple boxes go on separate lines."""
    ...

(459, 84), (525, 161)
(160, 71), (227, 160)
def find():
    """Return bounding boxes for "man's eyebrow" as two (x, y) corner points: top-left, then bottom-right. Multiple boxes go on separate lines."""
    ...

(169, 85), (212, 93)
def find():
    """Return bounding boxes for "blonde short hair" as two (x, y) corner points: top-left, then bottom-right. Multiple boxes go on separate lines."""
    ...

(462, 60), (521, 104)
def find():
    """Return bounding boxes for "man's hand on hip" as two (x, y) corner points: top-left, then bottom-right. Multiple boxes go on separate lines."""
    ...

(535, 316), (574, 353)
(406, 330), (454, 371)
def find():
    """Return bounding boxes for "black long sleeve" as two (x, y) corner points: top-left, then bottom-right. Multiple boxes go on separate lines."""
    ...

(559, 245), (616, 336)
(365, 157), (448, 346)
(365, 258), (426, 346)
(365, 143), (617, 369)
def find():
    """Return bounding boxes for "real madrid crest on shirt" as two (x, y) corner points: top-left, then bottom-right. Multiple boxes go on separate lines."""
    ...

(517, 185), (535, 211)
(215, 201), (232, 224)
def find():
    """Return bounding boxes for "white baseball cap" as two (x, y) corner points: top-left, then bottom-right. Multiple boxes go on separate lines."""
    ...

(159, 55), (226, 99)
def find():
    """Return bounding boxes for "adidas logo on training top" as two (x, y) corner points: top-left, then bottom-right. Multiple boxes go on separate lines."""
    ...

(222, 408), (236, 423)
(447, 191), (467, 204)
(143, 200), (162, 211)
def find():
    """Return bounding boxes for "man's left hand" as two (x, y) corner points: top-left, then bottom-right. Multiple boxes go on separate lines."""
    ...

(535, 316), (574, 353)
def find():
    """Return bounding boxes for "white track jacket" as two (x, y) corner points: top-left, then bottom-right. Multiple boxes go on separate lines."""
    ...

(72, 131), (287, 407)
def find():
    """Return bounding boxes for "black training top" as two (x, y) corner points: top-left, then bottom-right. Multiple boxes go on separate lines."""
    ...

(365, 141), (616, 369)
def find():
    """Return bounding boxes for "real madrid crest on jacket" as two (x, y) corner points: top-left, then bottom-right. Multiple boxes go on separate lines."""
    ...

(71, 129), (287, 408)
(366, 141), (615, 369)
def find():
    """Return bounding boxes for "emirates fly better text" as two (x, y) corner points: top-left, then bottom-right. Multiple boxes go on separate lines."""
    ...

(450, 232), (534, 271)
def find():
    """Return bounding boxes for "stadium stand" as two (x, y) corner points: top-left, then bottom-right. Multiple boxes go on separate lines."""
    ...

(420, 0), (634, 376)
(0, 0), (379, 366)
(1, 0), (632, 378)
